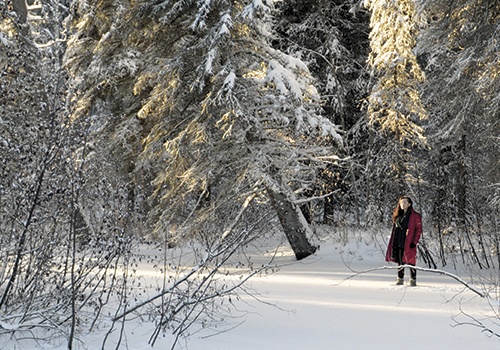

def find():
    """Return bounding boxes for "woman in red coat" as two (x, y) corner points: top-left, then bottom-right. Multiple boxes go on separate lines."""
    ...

(385, 196), (422, 286)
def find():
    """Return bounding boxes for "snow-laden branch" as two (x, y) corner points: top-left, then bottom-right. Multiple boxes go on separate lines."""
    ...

(220, 192), (257, 242)
(292, 189), (341, 205)
(341, 265), (487, 298)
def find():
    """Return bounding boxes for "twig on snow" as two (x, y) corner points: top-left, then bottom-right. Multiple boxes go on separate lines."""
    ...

(338, 265), (487, 299)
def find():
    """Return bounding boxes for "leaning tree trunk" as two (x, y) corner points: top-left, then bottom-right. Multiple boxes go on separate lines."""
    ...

(267, 187), (317, 260)
(12, 0), (28, 24)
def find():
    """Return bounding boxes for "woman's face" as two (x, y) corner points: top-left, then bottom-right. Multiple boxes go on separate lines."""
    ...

(400, 198), (411, 211)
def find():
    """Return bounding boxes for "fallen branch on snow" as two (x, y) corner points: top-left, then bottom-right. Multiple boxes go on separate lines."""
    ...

(340, 265), (487, 299)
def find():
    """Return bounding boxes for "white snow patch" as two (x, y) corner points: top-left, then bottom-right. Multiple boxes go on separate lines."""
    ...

(0, 33), (11, 47)
(218, 13), (232, 36)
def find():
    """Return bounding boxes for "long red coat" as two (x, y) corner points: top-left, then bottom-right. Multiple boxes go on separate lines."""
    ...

(385, 208), (422, 265)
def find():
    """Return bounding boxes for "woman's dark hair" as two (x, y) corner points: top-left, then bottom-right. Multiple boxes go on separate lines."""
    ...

(392, 196), (412, 223)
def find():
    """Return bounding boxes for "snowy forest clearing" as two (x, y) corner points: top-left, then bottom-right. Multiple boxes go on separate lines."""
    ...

(191, 268), (500, 350)
(2, 1), (499, 349)
(191, 236), (500, 350)
(3, 231), (498, 350)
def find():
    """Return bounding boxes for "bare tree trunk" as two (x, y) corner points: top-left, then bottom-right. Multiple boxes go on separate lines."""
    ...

(437, 222), (447, 266)
(266, 187), (317, 260)
(457, 134), (467, 226)
(496, 235), (500, 269)
(68, 207), (77, 350)
(323, 195), (335, 225)
(464, 225), (483, 269)
(12, 0), (28, 23)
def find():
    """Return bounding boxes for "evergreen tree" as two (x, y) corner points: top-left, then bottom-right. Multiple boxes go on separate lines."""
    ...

(360, 0), (428, 222)
(65, 0), (344, 259)
(271, 0), (371, 224)
(364, 0), (427, 141)
(417, 0), (500, 267)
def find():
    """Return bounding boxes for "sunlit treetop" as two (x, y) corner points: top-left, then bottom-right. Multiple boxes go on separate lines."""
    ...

(364, 0), (427, 144)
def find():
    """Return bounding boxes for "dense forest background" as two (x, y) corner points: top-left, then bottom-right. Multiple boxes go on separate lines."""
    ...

(1, 0), (499, 348)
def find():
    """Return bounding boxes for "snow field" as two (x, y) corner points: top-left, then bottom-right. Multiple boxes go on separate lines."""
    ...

(2, 230), (499, 350)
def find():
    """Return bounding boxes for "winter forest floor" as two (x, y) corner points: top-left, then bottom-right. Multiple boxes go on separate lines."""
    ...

(2, 227), (499, 350)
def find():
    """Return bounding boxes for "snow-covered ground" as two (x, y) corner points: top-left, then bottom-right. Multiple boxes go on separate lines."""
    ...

(187, 237), (499, 350)
(3, 230), (499, 349)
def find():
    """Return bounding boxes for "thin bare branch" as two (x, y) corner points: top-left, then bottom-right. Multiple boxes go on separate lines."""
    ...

(339, 265), (487, 298)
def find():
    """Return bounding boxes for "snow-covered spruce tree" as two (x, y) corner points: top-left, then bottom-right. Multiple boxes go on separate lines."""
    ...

(364, 0), (427, 140)
(416, 0), (500, 268)
(63, 0), (344, 346)
(273, 0), (370, 130)
(66, 0), (343, 259)
(155, 0), (344, 258)
(361, 0), (428, 222)
(271, 0), (371, 224)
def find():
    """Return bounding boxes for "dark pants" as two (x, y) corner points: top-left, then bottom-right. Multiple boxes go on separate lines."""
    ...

(394, 247), (416, 280)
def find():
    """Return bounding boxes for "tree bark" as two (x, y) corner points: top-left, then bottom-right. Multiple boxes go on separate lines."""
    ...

(456, 134), (467, 226)
(12, 0), (28, 24)
(267, 187), (317, 260)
